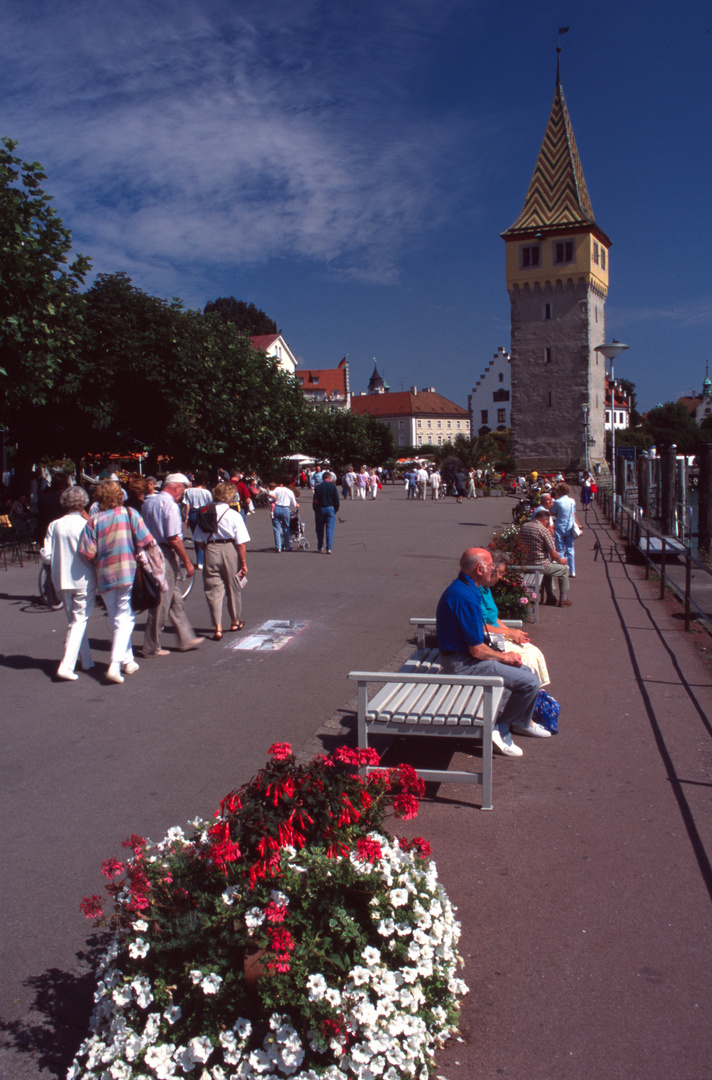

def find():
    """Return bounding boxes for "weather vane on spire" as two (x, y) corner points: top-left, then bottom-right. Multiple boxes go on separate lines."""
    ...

(556, 26), (569, 81)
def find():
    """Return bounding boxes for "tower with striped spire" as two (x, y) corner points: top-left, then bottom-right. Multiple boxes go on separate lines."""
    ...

(502, 57), (610, 471)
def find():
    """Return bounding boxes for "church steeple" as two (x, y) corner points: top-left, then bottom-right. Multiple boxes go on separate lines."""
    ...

(367, 362), (389, 394)
(501, 59), (612, 474)
(502, 77), (597, 235)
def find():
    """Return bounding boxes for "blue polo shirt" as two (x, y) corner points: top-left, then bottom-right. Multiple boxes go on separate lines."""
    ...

(436, 573), (486, 653)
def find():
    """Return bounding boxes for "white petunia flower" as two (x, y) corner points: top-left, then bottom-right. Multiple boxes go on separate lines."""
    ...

(270, 889), (289, 907)
(111, 985), (132, 1007)
(389, 889), (409, 908)
(362, 946), (381, 966)
(324, 987), (342, 1008)
(175, 1036), (214, 1070)
(306, 973), (328, 1000)
(200, 972), (223, 995)
(221, 885), (239, 906)
(143, 1043), (176, 1078)
(349, 965), (371, 986)
(376, 918), (396, 937)
(163, 1005), (181, 1025)
(128, 937), (149, 959)
(130, 975), (153, 1009)
(132, 919), (148, 933)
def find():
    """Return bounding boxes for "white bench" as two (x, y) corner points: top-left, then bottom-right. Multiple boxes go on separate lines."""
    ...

(348, 625), (505, 810)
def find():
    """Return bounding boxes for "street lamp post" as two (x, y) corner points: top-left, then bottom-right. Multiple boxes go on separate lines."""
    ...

(581, 403), (590, 475)
(595, 341), (629, 511)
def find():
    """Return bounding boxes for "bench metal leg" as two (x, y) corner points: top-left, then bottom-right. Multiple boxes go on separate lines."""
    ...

(357, 681), (369, 779)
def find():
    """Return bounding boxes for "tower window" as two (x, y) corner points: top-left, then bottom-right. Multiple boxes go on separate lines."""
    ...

(481, 410), (488, 424)
(543, 302), (552, 320)
(545, 348), (552, 364)
(497, 409), (506, 424)
(601, 248), (607, 271)
(553, 240), (574, 264)
(520, 244), (541, 268)
(499, 372), (504, 382)
(593, 241), (600, 266)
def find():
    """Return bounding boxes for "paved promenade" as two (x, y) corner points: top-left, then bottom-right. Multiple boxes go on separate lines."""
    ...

(1, 488), (711, 1079)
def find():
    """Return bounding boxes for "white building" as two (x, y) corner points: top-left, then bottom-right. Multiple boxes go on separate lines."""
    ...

(468, 347), (512, 436)
(351, 387), (470, 448)
(249, 334), (299, 377)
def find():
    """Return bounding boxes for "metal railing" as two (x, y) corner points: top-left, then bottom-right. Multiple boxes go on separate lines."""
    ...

(597, 490), (712, 634)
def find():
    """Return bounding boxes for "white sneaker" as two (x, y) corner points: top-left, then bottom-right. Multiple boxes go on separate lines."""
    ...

(122, 661), (140, 675)
(106, 663), (124, 684)
(511, 721), (552, 739)
(492, 730), (524, 757)
(57, 664), (78, 681)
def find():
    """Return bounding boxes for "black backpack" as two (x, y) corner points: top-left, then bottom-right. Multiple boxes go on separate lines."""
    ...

(196, 503), (218, 534)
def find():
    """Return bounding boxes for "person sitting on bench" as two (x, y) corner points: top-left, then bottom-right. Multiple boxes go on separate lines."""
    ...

(481, 550), (550, 687)
(436, 548), (549, 757)
(519, 507), (571, 607)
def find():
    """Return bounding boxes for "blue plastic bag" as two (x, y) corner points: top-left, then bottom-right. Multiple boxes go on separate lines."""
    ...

(533, 689), (559, 734)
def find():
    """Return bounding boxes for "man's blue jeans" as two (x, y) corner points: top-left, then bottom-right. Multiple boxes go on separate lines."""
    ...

(440, 653), (539, 735)
(315, 506), (335, 551)
(272, 505), (291, 551)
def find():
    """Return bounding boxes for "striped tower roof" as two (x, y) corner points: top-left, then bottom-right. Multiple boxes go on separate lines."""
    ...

(503, 72), (596, 236)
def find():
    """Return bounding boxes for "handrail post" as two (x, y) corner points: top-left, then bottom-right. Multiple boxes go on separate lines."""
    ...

(660, 537), (666, 600)
(684, 554), (691, 632)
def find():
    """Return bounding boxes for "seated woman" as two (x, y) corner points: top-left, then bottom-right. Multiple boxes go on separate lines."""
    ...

(480, 551), (550, 687)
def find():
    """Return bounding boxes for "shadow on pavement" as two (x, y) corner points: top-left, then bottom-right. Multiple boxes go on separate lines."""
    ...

(0, 937), (108, 1080)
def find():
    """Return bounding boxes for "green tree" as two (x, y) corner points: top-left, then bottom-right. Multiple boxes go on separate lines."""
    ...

(64, 274), (308, 472)
(640, 402), (701, 456)
(0, 138), (91, 473)
(203, 297), (278, 337)
(303, 409), (394, 471)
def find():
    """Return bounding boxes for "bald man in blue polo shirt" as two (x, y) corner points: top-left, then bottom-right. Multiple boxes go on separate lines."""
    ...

(436, 547), (548, 756)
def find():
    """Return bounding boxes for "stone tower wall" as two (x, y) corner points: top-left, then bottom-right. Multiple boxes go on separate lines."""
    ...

(509, 278), (607, 471)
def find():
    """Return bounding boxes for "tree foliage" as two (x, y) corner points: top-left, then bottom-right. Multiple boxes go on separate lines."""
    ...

(303, 408), (394, 470)
(0, 137), (90, 464)
(59, 274), (308, 472)
(203, 297), (278, 337)
(640, 401), (701, 456)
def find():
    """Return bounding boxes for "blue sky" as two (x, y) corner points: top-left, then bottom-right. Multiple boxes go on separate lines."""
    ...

(3, 0), (711, 412)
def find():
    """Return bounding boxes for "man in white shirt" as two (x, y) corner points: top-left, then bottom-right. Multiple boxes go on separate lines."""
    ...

(141, 474), (203, 656)
(269, 482), (298, 552)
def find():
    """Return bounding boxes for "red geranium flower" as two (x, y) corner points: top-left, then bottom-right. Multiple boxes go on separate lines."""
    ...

(356, 838), (383, 863)
(268, 743), (293, 761)
(101, 858), (124, 879)
(80, 895), (104, 919)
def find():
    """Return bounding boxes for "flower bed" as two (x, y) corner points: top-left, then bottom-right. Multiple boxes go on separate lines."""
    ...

(70, 745), (468, 1080)
(489, 524), (537, 621)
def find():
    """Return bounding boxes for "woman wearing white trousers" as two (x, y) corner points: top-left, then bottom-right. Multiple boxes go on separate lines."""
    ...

(78, 481), (154, 684)
(41, 486), (97, 681)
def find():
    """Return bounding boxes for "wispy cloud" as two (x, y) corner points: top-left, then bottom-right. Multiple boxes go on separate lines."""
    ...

(1, 0), (477, 295)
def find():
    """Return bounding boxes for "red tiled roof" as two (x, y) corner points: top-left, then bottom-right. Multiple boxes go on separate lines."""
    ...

(351, 391), (468, 418)
(677, 395), (702, 417)
(604, 379), (631, 410)
(249, 334), (281, 351)
(296, 365), (348, 396)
